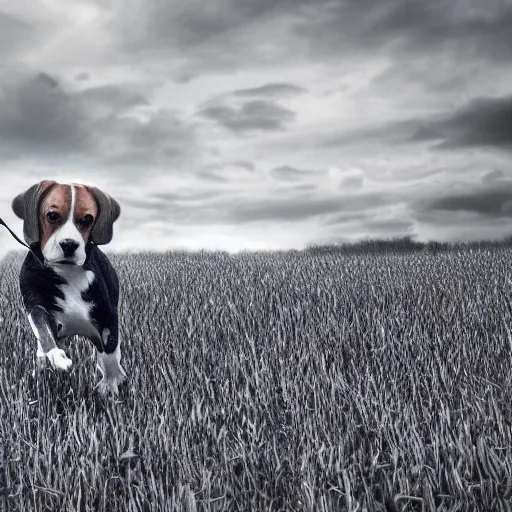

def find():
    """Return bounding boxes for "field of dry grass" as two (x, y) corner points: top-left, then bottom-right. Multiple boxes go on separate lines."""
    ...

(1, 247), (512, 511)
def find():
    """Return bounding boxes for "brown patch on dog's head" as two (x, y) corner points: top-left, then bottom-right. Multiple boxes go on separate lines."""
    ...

(38, 184), (70, 250)
(12, 180), (58, 246)
(73, 185), (99, 243)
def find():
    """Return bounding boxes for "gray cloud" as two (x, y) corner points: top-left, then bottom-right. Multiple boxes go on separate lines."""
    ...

(228, 192), (396, 224)
(124, 189), (225, 207)
(340, 174), (364, 192)
(3, 0), (512, 84)
(294, 184), (317, 191)
(482, 169), (505, 184)
(115, 188), (398, 227)
(77, 84), (148, 112)
(417, 181), (512, 219)
(410, 198), (512, 245)
(318, 94), (512, 153)
(321, 211), (373, 226)
(362, 218), (414, 235)
(0, 72), (90, 154)
(229, 197), (348, 223)
(118, 0), (283, 53)
(270, 165), (318, 182)
(319, 209), (415, 240)
(198, 100), (295, 132)
(156, 190), (228, 202)
(111, 0), (512, 82)
(272, 183), (318, 196)
(0, 11), (35, 62)
(199, 160), (256, 181)
(207, 160), (255, 172)
(0, 71), (200, 170)
(410, 95), (512, 151)
(117, 189), (227, 226)
(293, 0), (512, 65)
(74, 72), (90, 82)
(232, 83), (307, 98)
(96, 109), (198, 168)
(105, 1), (305, 81)
(196, 170), (228, 182)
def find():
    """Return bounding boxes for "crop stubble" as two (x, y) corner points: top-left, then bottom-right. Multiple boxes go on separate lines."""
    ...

(0, 247), (512, 511)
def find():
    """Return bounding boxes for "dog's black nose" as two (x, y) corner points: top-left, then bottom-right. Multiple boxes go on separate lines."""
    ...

(60, 238), (79, 258)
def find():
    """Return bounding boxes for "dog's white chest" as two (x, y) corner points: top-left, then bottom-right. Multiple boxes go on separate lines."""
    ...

(52, 266), (97, 339)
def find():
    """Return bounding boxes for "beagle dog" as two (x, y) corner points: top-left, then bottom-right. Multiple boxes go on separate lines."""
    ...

(11, 180), (126, 396)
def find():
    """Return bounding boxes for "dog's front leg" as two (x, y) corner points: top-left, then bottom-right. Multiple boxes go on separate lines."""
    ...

(94, 326), (126, 397)
(27, 306), (72, 372)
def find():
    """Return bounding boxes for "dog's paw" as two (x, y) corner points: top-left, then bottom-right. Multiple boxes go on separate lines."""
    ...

(95, 373), (126, 397)
(46, 348), (73, 371)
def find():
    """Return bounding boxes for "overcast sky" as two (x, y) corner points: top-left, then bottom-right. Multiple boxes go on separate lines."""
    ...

(0, 0), (511, 259)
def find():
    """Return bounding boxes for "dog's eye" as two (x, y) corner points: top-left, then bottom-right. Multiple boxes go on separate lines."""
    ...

(46, 211), (61, 222)
(77, 214), (94, 228)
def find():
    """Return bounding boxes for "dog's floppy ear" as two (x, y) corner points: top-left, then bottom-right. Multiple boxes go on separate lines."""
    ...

(11, 180), (57, 245)
(86, 186), (121, 245)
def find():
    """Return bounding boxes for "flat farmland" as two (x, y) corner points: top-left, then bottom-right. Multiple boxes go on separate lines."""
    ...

(1, 247), (512, 511)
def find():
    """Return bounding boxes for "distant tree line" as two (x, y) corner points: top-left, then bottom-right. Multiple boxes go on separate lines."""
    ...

(305, 235), (512, 255)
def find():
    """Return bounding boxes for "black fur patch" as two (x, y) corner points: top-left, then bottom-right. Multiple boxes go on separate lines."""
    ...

(19, 242), (120, 354)
(83, 244), (120, 354)
(20, 243), (66, 313)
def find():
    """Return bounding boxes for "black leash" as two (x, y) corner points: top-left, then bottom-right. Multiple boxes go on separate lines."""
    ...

(0, 218), (46, 267)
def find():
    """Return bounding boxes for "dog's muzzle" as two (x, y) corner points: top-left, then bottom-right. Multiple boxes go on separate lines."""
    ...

(60, 238), (80, 258)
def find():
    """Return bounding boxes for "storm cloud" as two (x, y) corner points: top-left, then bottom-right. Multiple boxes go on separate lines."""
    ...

(270, 165), (319, 182)
(0, 71), (201, 171)
(1, 0), (512, 257)
(315, 94), (512, 153)
(227, 191), (398, 224)
(421, 182), (512, 218)
(198, 100), (296, 132)
(111, 0), (512, 78)
(411, 95), (512, 151)
(232, 83), (307, 98)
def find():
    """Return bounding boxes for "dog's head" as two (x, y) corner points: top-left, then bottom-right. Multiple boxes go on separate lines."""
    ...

(12, 180), (120, 266)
